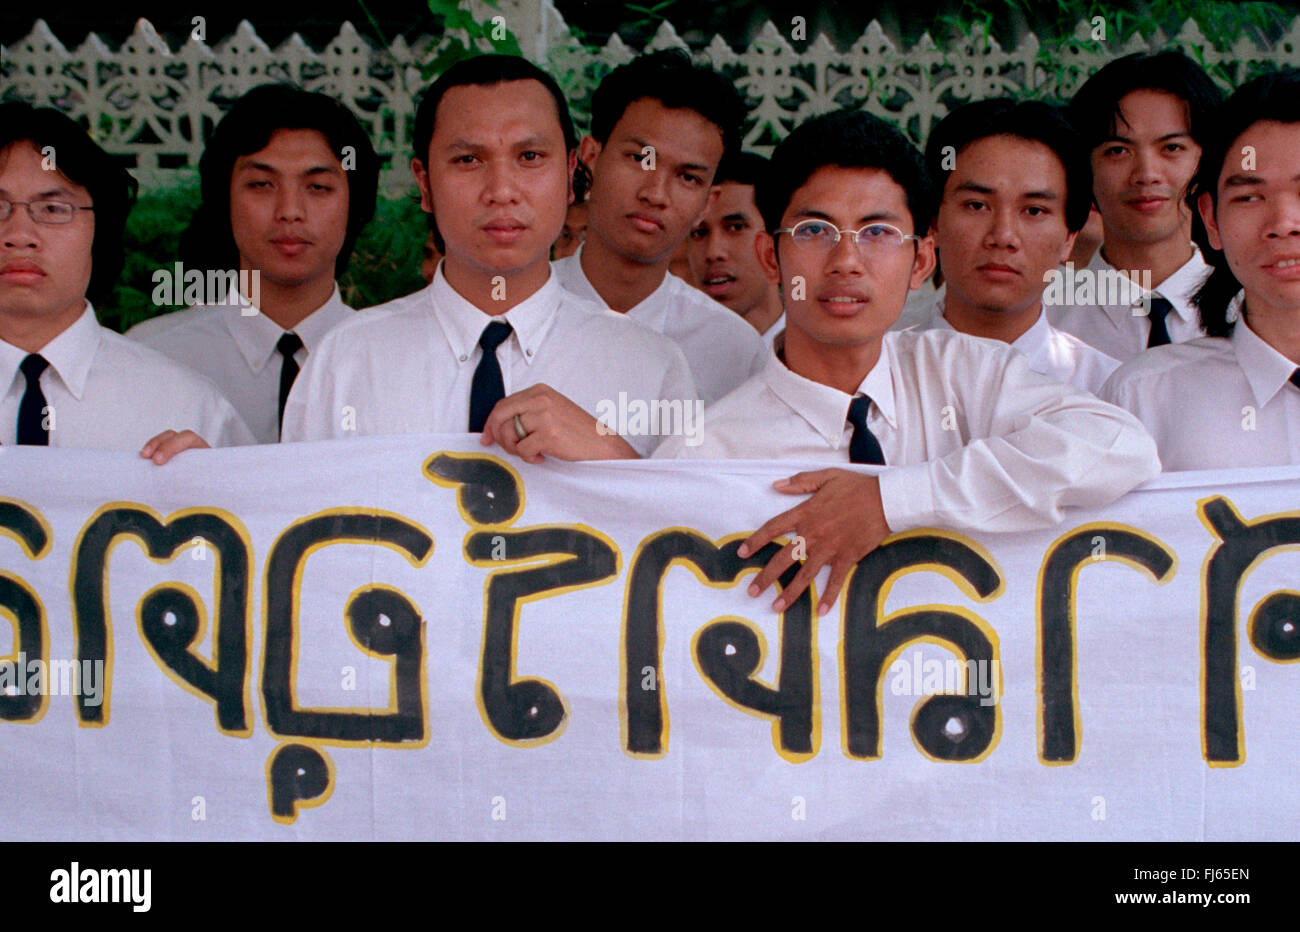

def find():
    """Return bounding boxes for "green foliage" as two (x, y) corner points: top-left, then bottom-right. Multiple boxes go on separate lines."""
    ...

(105, 179), (429, 334)
(338, 194), (429, 310)
(422, 0), (523, 77)
(106, 175), (200, 334)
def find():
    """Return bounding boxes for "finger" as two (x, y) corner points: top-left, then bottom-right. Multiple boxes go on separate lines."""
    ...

(746, 539), (798, 600)
(150, 430), (201, 465)
(484, 402), (521, 456)
(773, 551), (827, 612)
(514, 431), (548, 465)
(817, 559), (855, 617)
(737, 505), (802, 558)
(773, 468), (837, 494)
(139, 430), (176, 459)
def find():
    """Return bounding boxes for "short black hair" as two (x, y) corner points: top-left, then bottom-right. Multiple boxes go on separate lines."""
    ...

(0, 103), (138, 303)
(1067, 51), (1223, 153)
(925, 98), (1092, 233)
(411, 54), (578, 253)
(1191, 68), (1300, 337)
(181, 83), (378, 278)
(714, 150), (770, 189)
(756, 109), (932, 235)
(589, 49), (745, 160)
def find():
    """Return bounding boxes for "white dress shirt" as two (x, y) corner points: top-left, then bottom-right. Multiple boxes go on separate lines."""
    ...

(655, 328), (1160, 534)
(281, 266), (696, 456)
(553, 247), (766, 404)
(127, 284), (354, 443)
(760, 314), (786, 350)
(911, 299), (1120, 394)
(0, 304), (254, 449)
(1045, 244), (1212, 360)
(1100, 295), (1300, 470)
(890, 277), (939, 331)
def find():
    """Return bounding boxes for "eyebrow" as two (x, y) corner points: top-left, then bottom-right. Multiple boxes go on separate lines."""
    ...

(721, 212), (750, 223)
(1223, 172), (1300, 187)
(444, 135), (552, 151)
(1101, 131), (1193, 145)
(0, 185), (77, 199)
(794, 207), (902, 224)
(629, 137), (710, 174)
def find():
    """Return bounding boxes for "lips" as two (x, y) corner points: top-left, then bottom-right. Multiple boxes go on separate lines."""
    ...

(1262, 255), (1300, 280)
(817, 291), (869, 315)
(0, 259), (46, 284)
(628, 213), (663, 234)
(702, 270), (737, 297)
(1125, 195), (1170, 214)
(270, 236), (313, 257)
(481, 217), (528, 244)
(977, 263), (1021, 280)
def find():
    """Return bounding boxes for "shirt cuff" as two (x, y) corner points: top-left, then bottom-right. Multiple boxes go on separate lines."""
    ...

(877, 463), (938, 532)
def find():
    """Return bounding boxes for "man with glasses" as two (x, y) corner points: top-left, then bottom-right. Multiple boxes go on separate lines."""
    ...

(0, 104), (252, 458)
(656, 109), (1159, 617)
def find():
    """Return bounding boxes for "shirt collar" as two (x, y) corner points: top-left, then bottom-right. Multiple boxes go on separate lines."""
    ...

(1, 302), (102, 400)
(933, 294), (1050, 357)
(563, 244), (672, 328)
(764, 339), (896, 447)
(1091, 243), (1209, 324)
(1231, 295), (1299, 408)
(431, 263), (561, 367)
(220, 282), (353, 374)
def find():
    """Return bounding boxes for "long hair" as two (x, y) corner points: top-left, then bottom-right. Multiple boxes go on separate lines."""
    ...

(180, 83), (378, 277)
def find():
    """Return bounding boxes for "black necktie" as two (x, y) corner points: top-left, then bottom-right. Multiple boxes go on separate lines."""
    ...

(846, 395), (886, 465)
(469, 321), (513, 432)
(1290, 369), (1300, 392)
(276, 332), (304, 435)
(16, 354), (50, 446)
(1147, 297), (1173, 348)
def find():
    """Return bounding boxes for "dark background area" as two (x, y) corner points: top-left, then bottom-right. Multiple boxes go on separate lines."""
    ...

(8, 0), (1300, 51)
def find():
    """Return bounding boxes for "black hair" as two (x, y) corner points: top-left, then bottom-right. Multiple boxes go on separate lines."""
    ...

(1190, 68), (1300, 337)
(924, 98), (1093, 233)
(411, 54), (578, 253)
(0, 103), (138, 303)
(180, 83), (378, 278)
(756, 108), (932, 235)
(714, 150), (770, 189)
(1067, 51), (1223, 153)
(589, 49), (745, 160)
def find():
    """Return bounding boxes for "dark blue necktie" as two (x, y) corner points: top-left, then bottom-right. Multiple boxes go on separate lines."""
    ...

(1147, 297), (1173, 348)
(275, 331), (303, 436)
(16, 354), (50, 446)
(846, 395), (885, 465)
(469, 321), (513, 432)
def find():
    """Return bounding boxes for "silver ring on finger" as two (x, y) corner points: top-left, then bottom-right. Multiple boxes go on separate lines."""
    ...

(513, 413), (529, 441)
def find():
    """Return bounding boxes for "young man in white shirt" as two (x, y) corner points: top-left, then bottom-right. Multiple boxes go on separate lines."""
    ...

(551, 50), (766, 403)
(282, 55), (695, 460)
(128, 85), (378, 442)
(911, 99), (1119, 393)
(1102, 70), (1300, 469)
(685, 151), (785, 347)
(0, 104), (252, 458)
(655, 109), (1160, 615)
(1048, 52), (1222, 360)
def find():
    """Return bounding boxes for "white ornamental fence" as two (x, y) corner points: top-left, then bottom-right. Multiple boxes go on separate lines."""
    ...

(3, 0), (1300, 194)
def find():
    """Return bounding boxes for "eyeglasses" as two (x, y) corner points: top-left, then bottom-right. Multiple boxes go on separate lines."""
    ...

(774, 219), (920, 254)
(0, 200), (95, 225)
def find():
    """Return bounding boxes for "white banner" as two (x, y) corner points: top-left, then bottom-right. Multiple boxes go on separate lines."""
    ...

(2, 436), (1298, 840)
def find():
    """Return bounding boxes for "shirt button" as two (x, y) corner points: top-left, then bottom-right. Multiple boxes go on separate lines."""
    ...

(526, 349), (533, 357)
(459, 354), (467, 362)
